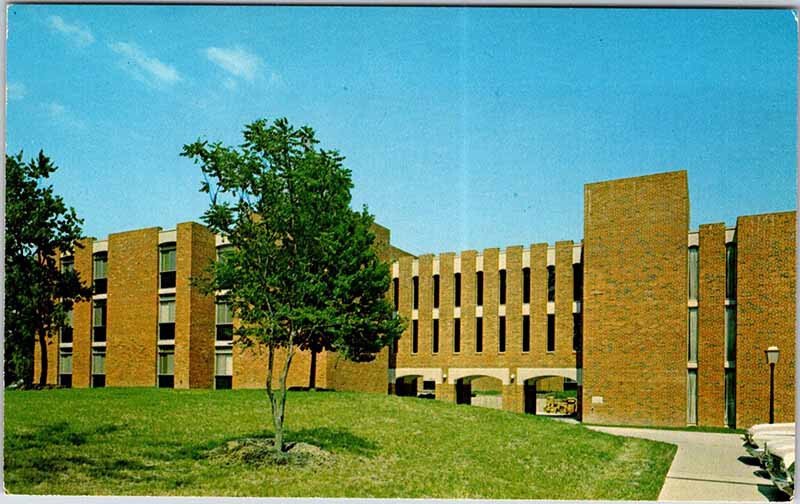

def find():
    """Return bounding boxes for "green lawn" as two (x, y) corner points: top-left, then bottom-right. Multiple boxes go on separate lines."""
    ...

(5, 388), (676, 498)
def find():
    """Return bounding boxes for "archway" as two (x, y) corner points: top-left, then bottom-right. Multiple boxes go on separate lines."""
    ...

(455, 375), (504, 409)
(523, 375), (578, 416)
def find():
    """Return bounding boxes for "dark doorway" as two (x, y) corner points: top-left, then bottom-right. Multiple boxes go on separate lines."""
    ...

(524, 380), (537, 414)
(395, 376), (419, 397)
(455, 380), (472, 404)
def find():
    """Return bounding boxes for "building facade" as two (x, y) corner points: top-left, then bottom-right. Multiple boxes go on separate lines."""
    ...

(34, 170), (796, 428)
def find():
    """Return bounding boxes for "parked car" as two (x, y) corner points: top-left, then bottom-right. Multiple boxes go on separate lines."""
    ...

(745, 422), (795, 444)
(743, 425), (794, 458)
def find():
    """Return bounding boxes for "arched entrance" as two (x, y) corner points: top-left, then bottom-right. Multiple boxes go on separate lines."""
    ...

(454, 375), (504, 409)
(523, 375), (579, 416)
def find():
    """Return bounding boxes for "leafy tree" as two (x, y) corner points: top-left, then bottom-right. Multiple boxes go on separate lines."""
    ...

(182, 118), (403, 451)
(5, 151), (92, 386)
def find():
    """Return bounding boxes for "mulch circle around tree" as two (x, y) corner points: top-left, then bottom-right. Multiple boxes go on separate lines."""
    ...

(208, 438), (333, 467)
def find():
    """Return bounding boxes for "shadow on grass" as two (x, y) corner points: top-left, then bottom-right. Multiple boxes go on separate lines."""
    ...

(287, 427), (379, 456)
(188, 426), (379, 461)
(8, 421), (123, 450)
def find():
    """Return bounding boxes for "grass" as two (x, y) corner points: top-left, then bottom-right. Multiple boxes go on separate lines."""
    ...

(5, 388), (676, 498)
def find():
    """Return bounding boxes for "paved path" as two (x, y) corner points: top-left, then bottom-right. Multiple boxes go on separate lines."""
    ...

(586, 426), (788, 502)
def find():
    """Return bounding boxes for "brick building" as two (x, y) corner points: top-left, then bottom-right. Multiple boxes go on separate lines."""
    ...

(34, 170), (795, 428)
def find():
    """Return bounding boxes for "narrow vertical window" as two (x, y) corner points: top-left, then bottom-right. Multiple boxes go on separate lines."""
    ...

(498, 316), (506, 352)
(58, 349), (73, 388)
(688, 307), (698, 363)
(159, 295), (176, 340)
(725, 243), (737, 301)
(476, 271), (484, 306)
(215, 349), (233, 389)
(573, 313), (582, 351)
(61, 309), (74, 344)
(157, 345), (175, 388)
(453, 319), (461, 353)
(92, 252), (108, 294)
(573, 263), (583, 301)
(724, 369), (736, 428)
(393, 278), (399, 311)
(432, 319), (439, 354)
(522, 315), (530, 352)
(475, 318), (483, 353)
(412, 320), (418, 353)
(159, 243), (177, 289)
(433, 274), (440, 308)
(687, 369), (698, 425)
(91, 350), (106, 388)
(522, 267), (531, 303)
(61, 256), (75, 273)
(546, 314), (555, 352)
(688, 246), (699, 301)
(412, 276), (419, 310)
(547, 265), (556, 302)
(499, 270), (507, 305)
(454, 273), (461, 307)
(725, 306), (736, 362)
(92, 300), (106, 342)
(216, 298), (234, 341)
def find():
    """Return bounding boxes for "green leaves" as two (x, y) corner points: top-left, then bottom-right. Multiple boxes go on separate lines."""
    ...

(5, 151), (93, 385)
(183, 117), (404, 360)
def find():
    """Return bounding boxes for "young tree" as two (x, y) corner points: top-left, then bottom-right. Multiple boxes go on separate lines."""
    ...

(5, 151), (92, 386)
(182, 118), (403, 451)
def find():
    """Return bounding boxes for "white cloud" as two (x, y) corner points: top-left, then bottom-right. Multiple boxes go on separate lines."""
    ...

(7, 82), (27, 101)
(204, 46), (262, 82)
(43, 101), (85, 129)
(110, 42), (182, 88)
(47, 15), (94, 47)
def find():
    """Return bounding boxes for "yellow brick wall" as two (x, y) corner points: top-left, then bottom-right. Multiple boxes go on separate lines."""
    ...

(106, 228), (159, 387)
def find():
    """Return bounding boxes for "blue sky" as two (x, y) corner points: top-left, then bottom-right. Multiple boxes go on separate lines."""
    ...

(6, 6), (797, 254)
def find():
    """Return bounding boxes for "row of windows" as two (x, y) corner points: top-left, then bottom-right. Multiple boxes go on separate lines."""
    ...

(400, 314), (582, 355)
(83, 244), (177, 297)
(57, 348), (233, 389)
(397, 265), (583, 311)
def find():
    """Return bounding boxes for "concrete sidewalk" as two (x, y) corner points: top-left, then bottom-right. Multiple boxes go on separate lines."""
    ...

(586, 426), (788, 502)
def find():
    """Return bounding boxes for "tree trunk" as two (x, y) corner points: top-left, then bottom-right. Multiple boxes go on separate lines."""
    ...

(37, 328), (48, 386)
(309, 349), (317, 390)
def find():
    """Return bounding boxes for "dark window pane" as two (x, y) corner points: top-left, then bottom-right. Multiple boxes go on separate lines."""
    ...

(93, 278), (107, 295)
(215, 376), (233, 389)
(573, 263), (583, 301)
(499, 270), (507, 305)
(412, 320), (418, 353)
(547, 314), (555, 352)
(454, 273), (461, 307)
(61, 327), (73, 344)
(159, 323), (175, 340)
(393, 278), (399, 311)
(476, 318), (483, 353)
(453, 319), (461, 353)
(547, 266), (556, 302)
(59, 374), (72, 388)
(158, 375), (174, 388)
(498, 316), (506, 352)
(160, 271), (177, 289)
(92, 375), (106, 388)
(726, 244), (737, 300)
(432, 319), (439, 353)
(433, 275), (440, 308)
(476, 272), (484, 306)
(216, 325), (234, 341)
(522, 315), (530, 352)
(412, 277), (419, 310)
(523, 268), (531, 303)
(573, 313), (582, 351)
(93, 326), (106, 342)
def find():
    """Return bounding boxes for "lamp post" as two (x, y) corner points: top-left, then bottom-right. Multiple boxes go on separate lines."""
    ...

(765, 346), (780, 424)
